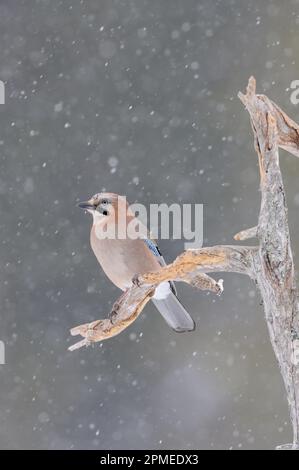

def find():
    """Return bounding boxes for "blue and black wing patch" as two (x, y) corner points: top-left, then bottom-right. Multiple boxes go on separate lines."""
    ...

(143, 238), (177, 296)
(144, 238), (163, 260)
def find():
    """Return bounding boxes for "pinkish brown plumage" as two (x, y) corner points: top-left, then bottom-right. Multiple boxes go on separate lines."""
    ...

(77, 192), (195, 332)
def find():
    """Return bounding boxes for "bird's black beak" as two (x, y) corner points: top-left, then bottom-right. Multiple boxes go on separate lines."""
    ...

(77, 200), (96, 210)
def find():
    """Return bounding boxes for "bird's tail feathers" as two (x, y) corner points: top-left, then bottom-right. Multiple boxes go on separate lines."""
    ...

(152, 292), (195, 332)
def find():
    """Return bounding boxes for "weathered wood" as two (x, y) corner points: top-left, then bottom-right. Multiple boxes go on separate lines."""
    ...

(239, 77), (299, 449)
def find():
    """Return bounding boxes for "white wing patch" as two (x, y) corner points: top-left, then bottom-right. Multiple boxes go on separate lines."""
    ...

(153, 281), (172, 300)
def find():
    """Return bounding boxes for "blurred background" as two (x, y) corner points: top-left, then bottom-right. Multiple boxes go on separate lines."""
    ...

(1, 0), (299, 450)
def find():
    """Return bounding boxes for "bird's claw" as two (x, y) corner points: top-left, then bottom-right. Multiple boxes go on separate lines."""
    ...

(132, 273), (142, 287)
(109, 310), (117, 324)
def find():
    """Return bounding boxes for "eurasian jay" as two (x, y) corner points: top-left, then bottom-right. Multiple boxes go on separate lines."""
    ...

(77, 192), (195, 332)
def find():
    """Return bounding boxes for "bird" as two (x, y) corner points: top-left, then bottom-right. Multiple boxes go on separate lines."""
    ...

(77, 192), (195, 332)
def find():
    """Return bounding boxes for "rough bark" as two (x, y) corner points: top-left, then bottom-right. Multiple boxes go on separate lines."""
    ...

(69, 77), (299, 449)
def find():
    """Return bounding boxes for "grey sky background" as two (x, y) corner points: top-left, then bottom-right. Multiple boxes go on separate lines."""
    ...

(1, 0), (299, 449)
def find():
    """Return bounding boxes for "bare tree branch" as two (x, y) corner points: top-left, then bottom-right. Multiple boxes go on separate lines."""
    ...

(234, 225), (257, 241)
(239, 77), (299, 450)
(238, 77), (299, 159)
(69, 245), (254, 351)
(69, 77), (299, 449)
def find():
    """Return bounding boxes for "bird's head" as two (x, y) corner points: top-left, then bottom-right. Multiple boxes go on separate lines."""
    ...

(77, 192), (130, 223)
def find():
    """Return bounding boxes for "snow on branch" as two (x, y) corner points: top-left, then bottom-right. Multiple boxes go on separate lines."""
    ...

(69, 77), (299, 449)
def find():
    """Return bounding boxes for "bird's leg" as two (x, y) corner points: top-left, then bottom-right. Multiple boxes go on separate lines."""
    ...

(109, 303), (121, 324)
(132, 273), (155, 297)
(132, 273), (142, 287)
(108, 289), (129, 324)
(109, 309), (118, 324)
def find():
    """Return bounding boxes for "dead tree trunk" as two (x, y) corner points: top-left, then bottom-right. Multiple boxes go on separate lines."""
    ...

(69, 78), (299, 450)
